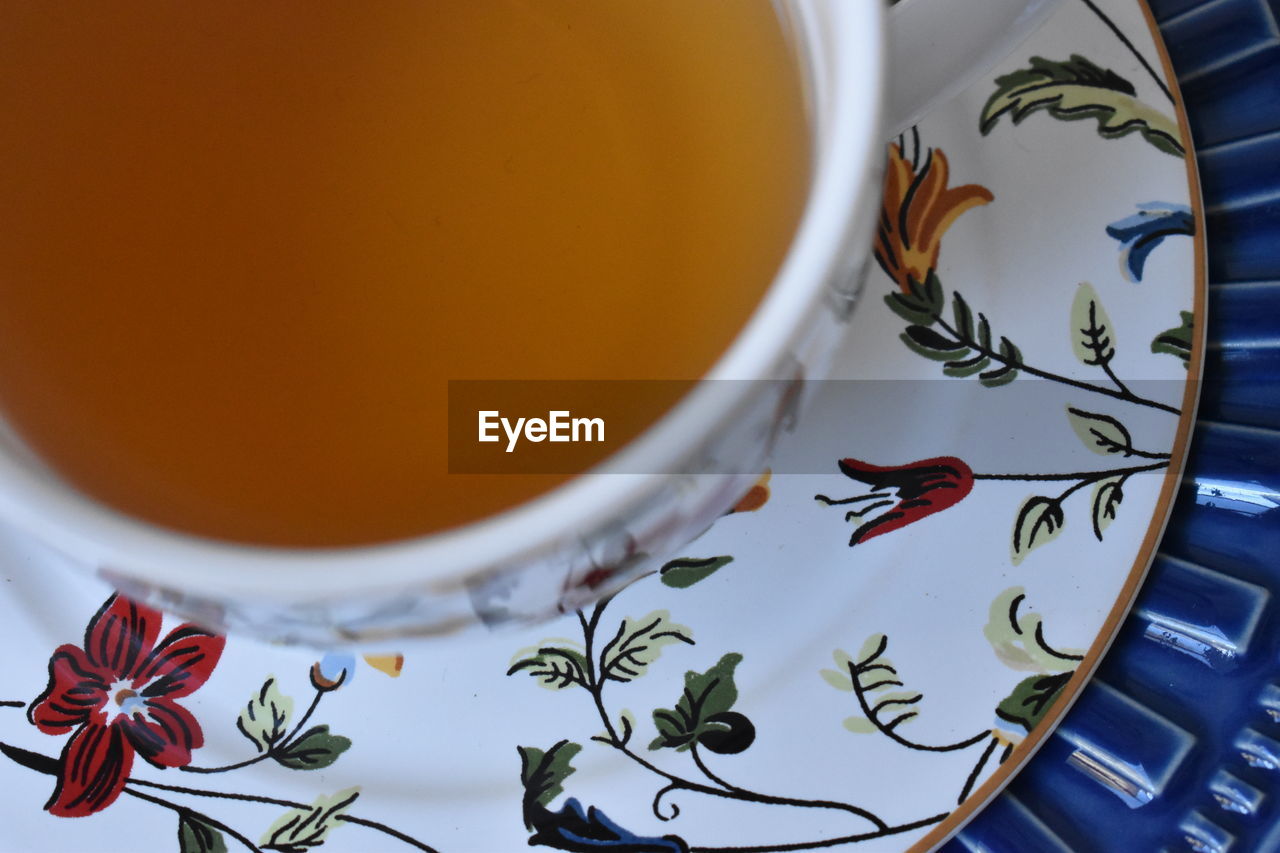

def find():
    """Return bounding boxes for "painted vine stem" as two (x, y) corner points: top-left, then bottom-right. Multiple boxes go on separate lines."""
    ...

(510, 589), (954, 852)
(0, 664), (435, 853)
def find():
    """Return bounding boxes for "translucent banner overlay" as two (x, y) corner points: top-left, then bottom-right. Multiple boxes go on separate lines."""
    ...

(447, 379), (1195, 476)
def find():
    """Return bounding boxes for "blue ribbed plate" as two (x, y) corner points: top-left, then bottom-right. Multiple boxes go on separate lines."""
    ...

(948, 1), (1280, 850)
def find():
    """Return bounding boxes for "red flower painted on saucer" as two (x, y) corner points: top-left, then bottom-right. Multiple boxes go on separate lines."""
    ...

(27, 595), (224, 816)
(818, 457), (974, 545)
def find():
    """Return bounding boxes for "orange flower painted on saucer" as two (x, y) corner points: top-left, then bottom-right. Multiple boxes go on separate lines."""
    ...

(873, 144), (993, 293)
(729, 471), (772, 515)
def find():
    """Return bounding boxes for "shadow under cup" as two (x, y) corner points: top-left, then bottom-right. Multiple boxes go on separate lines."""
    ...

(0, 1), (884, 646)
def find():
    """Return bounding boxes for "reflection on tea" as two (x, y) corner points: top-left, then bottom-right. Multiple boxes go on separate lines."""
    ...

(0, 1), (809, 546)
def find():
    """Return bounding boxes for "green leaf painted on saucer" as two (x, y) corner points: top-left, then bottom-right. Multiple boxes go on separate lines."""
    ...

(1012, 496), (1066, 564)
(179, 814), (228, 853)
(943, 296), (992, 378)
(885, 271), (946, 325)
(274, 725), (351, 771)
(842, 716), (878, 734)
(508, 644), (590, 690)
(979, 336), (1022, 388)
(659, 556), (733, 589)
(1071, 282), (1117, 368)
(1152, 310), (1194, 367)
(984, 587), (1085, 673)
(1067, 408), (1134, 456)
(980, 55), (1184, 156)
(1092, 476), (1126, 540)
(599, 611), (694, 683)
(518, 740), (582, 813)
(237, 677), (294, 753)
(261, 788), (360, 852)
(650, 653), (746, 753)
(902, 325), (970, 362)
(994, 672), (1074, 733)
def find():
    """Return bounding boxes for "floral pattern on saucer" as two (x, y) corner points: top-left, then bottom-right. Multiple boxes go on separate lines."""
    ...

(0, 0), (1200, 850)
(3, 594), (431, 851)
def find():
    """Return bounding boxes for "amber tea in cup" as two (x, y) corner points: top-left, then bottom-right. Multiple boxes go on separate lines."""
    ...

(0, 1), (810, 547)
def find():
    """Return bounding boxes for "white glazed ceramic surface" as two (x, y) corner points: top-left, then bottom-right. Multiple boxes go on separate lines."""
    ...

(886, 0), (1062, 132)
(0, 0), (1201, 850)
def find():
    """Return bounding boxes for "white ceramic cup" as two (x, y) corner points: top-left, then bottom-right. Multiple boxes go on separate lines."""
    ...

(0, 0), (1059, 645)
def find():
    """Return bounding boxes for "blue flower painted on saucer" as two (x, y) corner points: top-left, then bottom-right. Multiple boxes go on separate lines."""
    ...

(1106, 202), (1195, 282)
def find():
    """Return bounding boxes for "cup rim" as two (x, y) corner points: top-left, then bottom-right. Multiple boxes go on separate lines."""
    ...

(0, 0), (887, 604)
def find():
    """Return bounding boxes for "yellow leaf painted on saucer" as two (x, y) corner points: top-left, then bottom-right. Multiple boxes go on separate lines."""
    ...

(363, 653), (404, 677)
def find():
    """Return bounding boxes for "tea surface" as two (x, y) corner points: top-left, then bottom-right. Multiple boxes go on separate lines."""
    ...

(0, 1), (809, 545)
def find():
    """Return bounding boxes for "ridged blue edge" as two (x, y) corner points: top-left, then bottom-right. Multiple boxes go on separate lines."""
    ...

(944, 1), (1280, 851)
